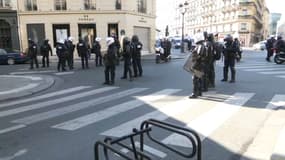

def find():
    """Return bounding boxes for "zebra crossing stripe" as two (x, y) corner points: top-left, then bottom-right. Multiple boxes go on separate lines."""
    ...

(0, 86), (91, 109)
(0, 83), (39, 95)
(12, 88), (148, 125)
(162, 93), (254, 148)
(244, 68), (285, 72)
(52, 89), (181, 131)
(0, 125), (26, 135)
(54, 72), (74, 75)
(259, 71), (285, 75)
(101, 97), (202, 137)
(277, 75), (285, 79)
(0, 87), (118, 118)
(10, 70), (56, 75)
(236, 65), (278, 69)
(241, 95), (285, 159)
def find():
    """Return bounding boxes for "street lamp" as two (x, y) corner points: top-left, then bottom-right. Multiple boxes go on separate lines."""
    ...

(179, 1), (189, 53)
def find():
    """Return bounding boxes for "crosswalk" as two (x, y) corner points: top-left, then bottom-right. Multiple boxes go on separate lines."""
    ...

(9, 70), (75, 76)
(0, 86), (285, 159)
(217, 60), (285, 79)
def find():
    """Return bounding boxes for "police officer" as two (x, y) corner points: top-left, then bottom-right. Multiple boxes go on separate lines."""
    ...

(201, 31), (211, 92)
(77, 39), (89, 69)
(266, 35), (276, 62)
(131, 35), (143, 77)
(274, 35), (285, 53)
(40, 39), (52, 68)
(103, 37), (117, 85)
(221, 34), (238, 83)
(120, 36), (133, 81)
(189, 32), (207, 98)
(56, 39), (67, 72)
(28, 39), (39, 69)
(65, 37), (75, 70)
(205, 33), (216, 89)
(92, 37), (102, 66)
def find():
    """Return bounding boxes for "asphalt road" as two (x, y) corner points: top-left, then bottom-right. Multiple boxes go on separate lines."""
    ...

(0, 49), (285, 160)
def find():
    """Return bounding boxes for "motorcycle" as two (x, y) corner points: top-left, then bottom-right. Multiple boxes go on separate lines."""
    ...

(155, 46), (171, 64)
(274, 51), (285, 64)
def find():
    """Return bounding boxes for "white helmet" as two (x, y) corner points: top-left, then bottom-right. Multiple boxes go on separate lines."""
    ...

(57, 39), (65, 44)
(68, 37), (74, 42)
(106, 37), (114, 46)
(194, 32), (204, 44)
(95, 37), (101, 42)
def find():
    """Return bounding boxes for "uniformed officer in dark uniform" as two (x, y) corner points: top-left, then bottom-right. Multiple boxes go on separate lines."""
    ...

(77, 39), (89, 69)
(131, 35), (143, 77)
(92, 37), (102, 66)
(56, 39), (67, 72)
(28, 39), (39, 69)
(65, 37), (75, 70)
(120, 36), (133, 81)
(103, 37), (117, 85)
(221, 34), (238, 83)
(40, 39), (52, 68)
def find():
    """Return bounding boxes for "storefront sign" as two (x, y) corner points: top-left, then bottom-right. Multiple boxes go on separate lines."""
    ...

(79, 15), (94, 21)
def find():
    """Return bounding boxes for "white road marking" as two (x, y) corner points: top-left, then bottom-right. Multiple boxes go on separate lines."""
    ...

(0, 86), (91, 109)
(52, 89), (181, 130)
(235, 65), (278, 69)
(12, 88), (148, 125)
(0, 149), (28, 160)
(0, 125), (26, 135)
(119, 142), (167, 158)
(244, 68), (285, 72)
(266, 95), (285, 110)
(277, 75), (285, 78)
(0, 75), (42, 81)
(101, 97), (202, 137)
(0, 87), (118, 118)
(162, 93), (254, 147)
(54, 72), (74, 75)
(0, 83), (39, 95)
(10, 70), (56, 75)
(260, 71), (285, 75)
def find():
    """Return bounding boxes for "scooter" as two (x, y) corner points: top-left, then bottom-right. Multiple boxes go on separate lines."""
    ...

(274, 51), (285, 64)
(155, 47), (171, 64)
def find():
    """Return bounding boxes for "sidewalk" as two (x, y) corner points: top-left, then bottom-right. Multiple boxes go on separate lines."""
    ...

(0, 75), (55, 102)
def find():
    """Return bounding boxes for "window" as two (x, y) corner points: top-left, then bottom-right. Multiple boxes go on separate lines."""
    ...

(0, 49), (7, 55)
(0, 0), (11, 8)
(84, 0), (96, 10)
(137, 0), (146, 13)
(242, 9), (248, 15)
(115, 0), (121, 10)
(55, 0), (66, 10)
(25, 0), (37, 11)
(241, 23), (247, 30)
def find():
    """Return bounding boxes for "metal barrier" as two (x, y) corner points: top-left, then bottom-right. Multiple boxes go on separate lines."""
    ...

(94, 119), (201, 160)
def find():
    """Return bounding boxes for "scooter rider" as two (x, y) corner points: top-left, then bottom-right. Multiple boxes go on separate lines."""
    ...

(221, 34), (239, 83)
(274, 35), (285, 53)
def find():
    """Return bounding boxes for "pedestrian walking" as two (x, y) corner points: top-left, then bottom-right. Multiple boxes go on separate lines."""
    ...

(221, 34), (239, 83)
(120, 36), (133, 81)
(55, 39), (67, 72)
(103, 37), (117, 85)
(40, 39), (52, 68)
(28, 39), (39, 69)
(77, 38), (89, 69)
(65, 37), (75, 70)
(92, 37), (103, 66)
(131, 35), (143, 77)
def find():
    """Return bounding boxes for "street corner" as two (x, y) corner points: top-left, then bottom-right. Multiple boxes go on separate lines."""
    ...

(0, 75), (55, 101)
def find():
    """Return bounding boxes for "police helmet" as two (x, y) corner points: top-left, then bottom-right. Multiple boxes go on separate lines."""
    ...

(224, 34), (233, 42)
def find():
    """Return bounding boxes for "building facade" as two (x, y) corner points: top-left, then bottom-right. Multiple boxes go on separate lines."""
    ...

(15, 0), (156, 52)
(0, 0), (20, 50)
(173, 0), (269, 47)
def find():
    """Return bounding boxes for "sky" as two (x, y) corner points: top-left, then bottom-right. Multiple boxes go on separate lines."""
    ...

(156, 0), (285, 31)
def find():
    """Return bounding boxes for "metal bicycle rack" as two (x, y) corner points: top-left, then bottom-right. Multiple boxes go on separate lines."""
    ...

(94, 119), (201, 160)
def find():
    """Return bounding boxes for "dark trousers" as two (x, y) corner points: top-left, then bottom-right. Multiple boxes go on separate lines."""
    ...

(123, 58), (132, 79)
(202, 65), (209, 91)
(67, 53), (74, 69)
(81, 53), (89, 69)
(132, 58), (143, 77)
(192, 75), (202, 96)
(104, 65), (116, 83)
(57, 55), (66, 71)
(266, 49), (273, 61)
(30, 55), (39, 69)
(42, 54), (49, 67)
(95, 54), (102, 66)
(208, 62), (215, 88)
(223, 57), (236, 81)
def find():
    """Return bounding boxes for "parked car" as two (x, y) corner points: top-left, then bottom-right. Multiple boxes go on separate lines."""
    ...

(173, 39), (181, 49)
(253, 41), (266, 50)
(0, 48), (29, 65)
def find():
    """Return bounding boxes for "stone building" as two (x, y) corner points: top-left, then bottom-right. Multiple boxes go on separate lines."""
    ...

(13, 0), (156, 52)
(0, 0), (20, 50)
(173, 0), (269, 47)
